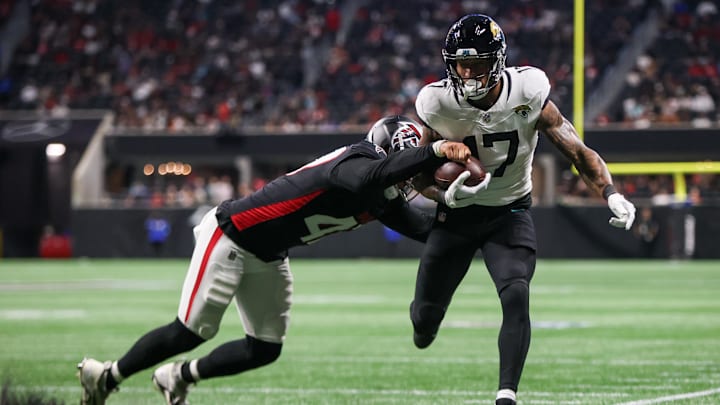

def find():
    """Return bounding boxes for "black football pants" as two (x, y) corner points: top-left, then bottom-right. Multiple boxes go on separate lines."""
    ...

(411, 209), (536, 392)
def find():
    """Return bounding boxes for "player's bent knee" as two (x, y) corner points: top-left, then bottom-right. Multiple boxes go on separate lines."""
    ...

(169, 318), (206, 350)
(498, 281), (530, 320)
(499, 280), (529, 301)
(178, 314), (220, 340)
(410, 301), (446, 333)
(247, 335), (282, 367)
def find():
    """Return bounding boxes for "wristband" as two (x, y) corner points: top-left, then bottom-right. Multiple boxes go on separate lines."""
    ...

(602, 184), (617, 200)
(431, 140), (447, 157)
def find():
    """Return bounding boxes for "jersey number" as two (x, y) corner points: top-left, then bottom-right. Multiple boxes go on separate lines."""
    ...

(465, 130), (519, 177)
(300, 215), (359, 243)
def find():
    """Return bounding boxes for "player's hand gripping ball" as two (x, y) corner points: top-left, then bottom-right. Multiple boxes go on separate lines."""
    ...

(434, 156), (487, 190)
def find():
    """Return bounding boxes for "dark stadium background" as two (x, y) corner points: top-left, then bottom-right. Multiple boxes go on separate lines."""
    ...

(0, 0), (718, 258)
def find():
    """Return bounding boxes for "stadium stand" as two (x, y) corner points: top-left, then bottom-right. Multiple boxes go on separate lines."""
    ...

(0, 0), (717, 207)
(1, 0), (665, 130)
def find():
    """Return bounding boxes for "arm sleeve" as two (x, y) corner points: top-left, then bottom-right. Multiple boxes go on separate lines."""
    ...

(377, 197), (434, 243)
(331, 144), (442, 193)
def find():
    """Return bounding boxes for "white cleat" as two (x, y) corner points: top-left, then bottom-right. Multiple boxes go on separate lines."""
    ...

(152, 361), (191, 405)
(77, 358), (113, 405)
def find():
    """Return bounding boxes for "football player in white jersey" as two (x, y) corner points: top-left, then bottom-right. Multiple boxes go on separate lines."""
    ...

(409, 14), (637, 405)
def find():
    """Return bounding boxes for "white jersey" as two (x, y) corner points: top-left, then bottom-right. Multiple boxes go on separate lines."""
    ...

(416, 66), (550, 206)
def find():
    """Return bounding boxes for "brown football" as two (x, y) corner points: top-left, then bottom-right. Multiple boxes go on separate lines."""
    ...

(434, 156), (487, 190)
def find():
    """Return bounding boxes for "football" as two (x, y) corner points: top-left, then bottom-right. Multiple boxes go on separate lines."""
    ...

(434, 156), (487, 190)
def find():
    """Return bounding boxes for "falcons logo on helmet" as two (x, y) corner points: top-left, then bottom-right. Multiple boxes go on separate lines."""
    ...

(391, 123), (421, 152)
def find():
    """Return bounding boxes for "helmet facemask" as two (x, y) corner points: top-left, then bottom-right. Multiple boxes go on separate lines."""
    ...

(444, 50), (506, 100)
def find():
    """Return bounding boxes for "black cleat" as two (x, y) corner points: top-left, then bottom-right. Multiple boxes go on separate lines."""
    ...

(495, 399), (516, 405)
(410, 302), (437, 349)
(413, 331), (437, 349)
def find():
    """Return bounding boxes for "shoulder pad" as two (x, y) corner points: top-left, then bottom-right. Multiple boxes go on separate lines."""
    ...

(415, 80), (450, 126)
(352, 141), (387, 159)
(508, 66), (551, 104)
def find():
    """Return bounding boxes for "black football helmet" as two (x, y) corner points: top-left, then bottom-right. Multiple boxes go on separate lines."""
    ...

(365, 115), (422, 155)
(443, 14), (506, 100)
(366, 115), (423, 200)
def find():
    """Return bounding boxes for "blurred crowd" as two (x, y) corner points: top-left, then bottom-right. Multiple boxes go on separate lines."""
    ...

(109, 168), (720, 210)
(558, 171), (720, 206)
(3, 0), (717, 128)
(2, 0), (670, 131)
(598, 0), (720, 127)
(1, 0), (718, 205)
(107, 170), (273, 209)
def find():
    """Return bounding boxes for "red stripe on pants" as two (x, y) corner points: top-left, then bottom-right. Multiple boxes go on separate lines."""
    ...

(184, 227), (224, 323)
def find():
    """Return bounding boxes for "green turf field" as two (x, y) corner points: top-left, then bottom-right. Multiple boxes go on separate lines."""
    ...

(1, 259), (719, 404)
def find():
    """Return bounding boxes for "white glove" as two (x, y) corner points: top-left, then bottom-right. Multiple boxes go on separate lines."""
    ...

(383, 185), (400, 200)
(607, 193), (636, 230)
(442, 171), (492, 208)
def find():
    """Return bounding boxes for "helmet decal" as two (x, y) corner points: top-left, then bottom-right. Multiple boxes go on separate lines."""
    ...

(365, 115), (422, 154)
(391, 123), (421, 152)
(490, 21), (502, 40)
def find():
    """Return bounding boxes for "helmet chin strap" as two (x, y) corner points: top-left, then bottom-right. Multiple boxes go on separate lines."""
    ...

(462, 76), (501, 101)
(465, 91), (489, 101)
(463, 80), (490, 100)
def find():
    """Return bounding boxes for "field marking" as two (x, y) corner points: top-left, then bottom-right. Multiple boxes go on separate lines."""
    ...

(293, 294), (386, 304)
(15, 385), (488, 396)
(18, 385), (629, 402)
(444, 320), (590, 329)
(615, 387), (720, 404)
(288, 355), (718, 368)
(0, 280), (176, 291)
(0, 309), (86, 320)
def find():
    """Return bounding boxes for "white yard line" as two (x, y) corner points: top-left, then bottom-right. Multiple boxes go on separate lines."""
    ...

(19, 385), (492, 396)
(0, 309), (86, 319)
(20, 385), (613, 397)
(0, 280), (176, 291)
(17, 385), (640, 404)
(615, 387), (720, 405)
(290, 355), (717, 367)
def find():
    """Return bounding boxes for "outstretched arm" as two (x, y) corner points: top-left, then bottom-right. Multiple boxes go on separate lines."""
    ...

(537, 100), (636, 229)
(332, 141), (470, 193)
(536, 100), (613, 197)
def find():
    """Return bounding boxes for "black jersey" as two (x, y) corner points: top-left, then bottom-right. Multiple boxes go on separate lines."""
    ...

(216, 141), (442, 262)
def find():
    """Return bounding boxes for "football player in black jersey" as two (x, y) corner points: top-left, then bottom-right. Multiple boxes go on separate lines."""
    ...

(76, 116), (472, 405)
(410, 14), (637, 405)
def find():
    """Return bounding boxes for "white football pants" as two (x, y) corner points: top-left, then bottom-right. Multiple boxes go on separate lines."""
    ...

(177, 207), (293, 343)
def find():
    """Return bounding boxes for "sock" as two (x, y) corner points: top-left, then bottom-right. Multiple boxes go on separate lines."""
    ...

(189, 359), (201, 381)
(106, 361), (124, 391)
(180, 360), (198, 383)
(496, 388), (516, 401)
